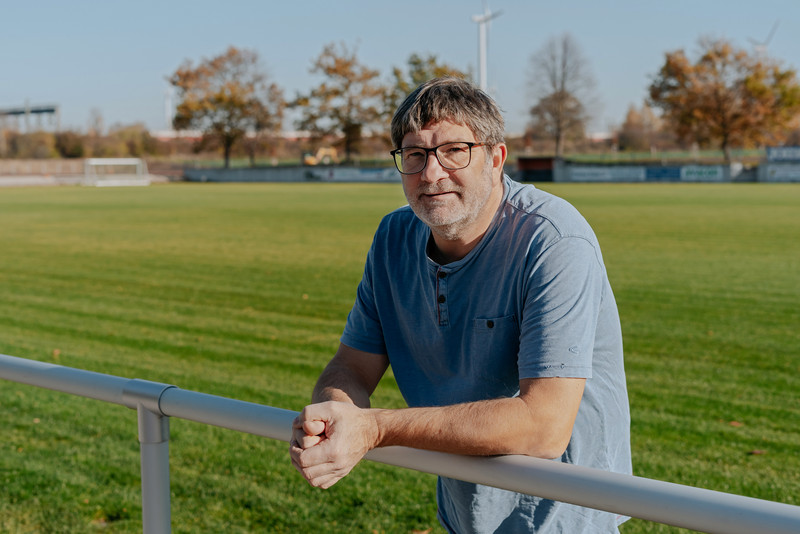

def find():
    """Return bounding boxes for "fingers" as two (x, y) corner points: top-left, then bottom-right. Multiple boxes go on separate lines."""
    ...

(289, 443), (352, 489)
(309, 472), (345, 489)
(303, 419), (326, 437)
(289, 401), (372, 489)
(290, 411), (338, 488)
(289, 429), (358, 489)
(299, 433), (323, 448)
(292, 425), (323, 448)
(291, 412), (326, 452)
(292, 411), (327, 439)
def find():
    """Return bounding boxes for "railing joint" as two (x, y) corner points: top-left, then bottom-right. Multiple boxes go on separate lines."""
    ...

(122, 378), (177, 415)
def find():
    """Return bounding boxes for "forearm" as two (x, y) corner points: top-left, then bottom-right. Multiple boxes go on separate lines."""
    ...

(371, 377), (585, 459)
(312, 361), (372, 407)
(292, 377), (582, 489)
(372, 397), (567, 459)
(311, 344), (389, 408)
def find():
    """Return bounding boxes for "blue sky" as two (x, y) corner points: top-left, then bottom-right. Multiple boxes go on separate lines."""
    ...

(2, 0), (799, 136)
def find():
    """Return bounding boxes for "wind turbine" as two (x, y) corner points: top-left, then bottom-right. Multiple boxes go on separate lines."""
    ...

(748, 20), (779, 58)
(472, 2), (502, 92)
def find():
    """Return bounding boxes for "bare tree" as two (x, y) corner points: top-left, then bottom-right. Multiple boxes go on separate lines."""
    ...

(527, 33), (598, 157)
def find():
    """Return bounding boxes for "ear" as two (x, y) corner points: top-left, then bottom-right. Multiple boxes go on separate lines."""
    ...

(492, 143), (508, 180)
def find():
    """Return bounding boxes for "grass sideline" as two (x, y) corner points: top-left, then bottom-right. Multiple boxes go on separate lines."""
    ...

(0, 182), (798, 533)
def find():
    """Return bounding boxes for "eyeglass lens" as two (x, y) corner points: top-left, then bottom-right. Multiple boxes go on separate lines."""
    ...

(394, 142), (473, 174)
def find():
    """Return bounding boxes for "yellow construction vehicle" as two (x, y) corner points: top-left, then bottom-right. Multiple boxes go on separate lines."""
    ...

(303, 148), (339, 165)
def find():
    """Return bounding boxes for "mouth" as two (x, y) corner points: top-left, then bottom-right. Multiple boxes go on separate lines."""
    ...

(420, 191), (458, 201)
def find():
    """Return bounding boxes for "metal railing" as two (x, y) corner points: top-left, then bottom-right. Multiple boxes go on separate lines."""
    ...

(2, 352), (800, 534)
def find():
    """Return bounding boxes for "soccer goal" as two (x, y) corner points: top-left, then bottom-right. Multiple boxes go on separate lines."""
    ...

(83, 158), (151, 187)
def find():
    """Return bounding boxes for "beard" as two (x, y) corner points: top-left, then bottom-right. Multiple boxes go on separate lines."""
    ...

(404, 160), (495, 241)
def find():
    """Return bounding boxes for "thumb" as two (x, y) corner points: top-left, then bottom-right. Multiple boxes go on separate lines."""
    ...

(303, 419), (326, 437)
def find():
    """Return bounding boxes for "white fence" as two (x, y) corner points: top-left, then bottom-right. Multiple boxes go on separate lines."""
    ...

(2, 353), (800, 534)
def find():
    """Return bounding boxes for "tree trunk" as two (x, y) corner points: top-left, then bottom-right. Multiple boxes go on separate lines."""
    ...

(721, 137), (732, 165)
(224, 140), (233, 169)
(555, 131), (564, 158)
(342, 122), (361, 164)
(344, 137), (352, 164)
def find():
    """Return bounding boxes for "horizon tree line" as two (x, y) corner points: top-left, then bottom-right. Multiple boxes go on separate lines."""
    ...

(3, 37), (800, 166)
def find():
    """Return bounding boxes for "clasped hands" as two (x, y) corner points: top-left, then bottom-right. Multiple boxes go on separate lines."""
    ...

(289, 401), (379, 489)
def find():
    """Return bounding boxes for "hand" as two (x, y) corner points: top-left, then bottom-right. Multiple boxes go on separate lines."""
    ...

(292, 418), (326, 449)
(289, 401), (378, 489)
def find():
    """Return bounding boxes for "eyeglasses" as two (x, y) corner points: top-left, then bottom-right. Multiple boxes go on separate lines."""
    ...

(390, 141), (487, 175)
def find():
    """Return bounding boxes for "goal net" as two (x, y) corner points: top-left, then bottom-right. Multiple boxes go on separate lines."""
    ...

(84, 158), (151, 187)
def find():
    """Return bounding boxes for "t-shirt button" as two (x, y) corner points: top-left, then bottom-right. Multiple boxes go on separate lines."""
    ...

(487, 320), (494, 328)
(438, 271), (447, 279)
(437, 295), (446, 303)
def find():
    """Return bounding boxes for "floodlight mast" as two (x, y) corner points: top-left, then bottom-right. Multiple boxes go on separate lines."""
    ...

(472, 4), (502, 92)
(164, 86), (175, 130)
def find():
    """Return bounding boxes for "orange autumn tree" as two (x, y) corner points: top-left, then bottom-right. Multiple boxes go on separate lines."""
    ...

(649, 38), (800, 163)
(616, 103), (672, 152)
(169, 47), (284, 168)
(292, 42), (384, 162)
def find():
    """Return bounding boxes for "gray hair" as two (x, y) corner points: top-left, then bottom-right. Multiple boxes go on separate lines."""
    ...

(390, 77), (505, 148)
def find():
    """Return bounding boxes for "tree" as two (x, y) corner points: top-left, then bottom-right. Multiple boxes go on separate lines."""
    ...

(292, 42), (384, 162)
(384, 53), (469, 121)
(616, 103), (664, 152)
(54, 131), (85, 158)
(527, 33), (597, 157)
(528, 91), (587, 155)
(169, 46), (284, 168)
(8, 132), (58, 159)
(240, 82), (285, 166)
(108, 123), (158, 157)
(649, 37), (800, 162)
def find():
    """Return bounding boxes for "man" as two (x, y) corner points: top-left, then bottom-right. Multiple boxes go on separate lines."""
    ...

(290, 77), (631, 533)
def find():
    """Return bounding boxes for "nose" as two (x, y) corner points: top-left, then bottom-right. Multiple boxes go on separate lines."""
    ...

(419, 150), (448, 183)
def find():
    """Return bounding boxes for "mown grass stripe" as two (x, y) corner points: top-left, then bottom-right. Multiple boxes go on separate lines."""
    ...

(1, 182), (798, 533)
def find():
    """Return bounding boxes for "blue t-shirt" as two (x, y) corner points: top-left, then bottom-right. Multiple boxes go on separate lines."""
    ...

(342, 176), (631, 533)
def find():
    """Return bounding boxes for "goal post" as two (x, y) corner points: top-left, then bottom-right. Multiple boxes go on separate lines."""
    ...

(84, 158), (151, 187)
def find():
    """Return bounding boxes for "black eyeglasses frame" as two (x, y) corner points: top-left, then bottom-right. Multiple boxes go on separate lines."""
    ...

(390, 141), (488, 175)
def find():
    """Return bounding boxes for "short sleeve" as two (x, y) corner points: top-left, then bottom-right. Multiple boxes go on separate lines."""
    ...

(518, 236), (604, 379)
(340, 239), (388, 356)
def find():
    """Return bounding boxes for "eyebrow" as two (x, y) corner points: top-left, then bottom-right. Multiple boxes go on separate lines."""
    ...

(400, 140), (474, 149)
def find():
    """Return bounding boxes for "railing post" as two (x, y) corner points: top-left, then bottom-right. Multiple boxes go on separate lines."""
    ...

(137, 406), (171, 534)
(123, 380), (176, 534)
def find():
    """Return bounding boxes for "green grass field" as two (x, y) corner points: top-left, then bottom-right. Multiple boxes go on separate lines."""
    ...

(0, 182), (798, 533)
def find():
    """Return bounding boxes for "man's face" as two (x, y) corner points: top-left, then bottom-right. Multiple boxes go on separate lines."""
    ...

(400, 120), (503, 242)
